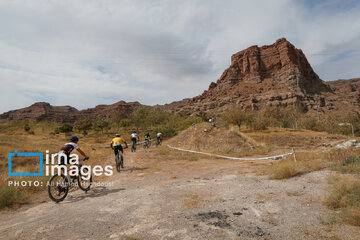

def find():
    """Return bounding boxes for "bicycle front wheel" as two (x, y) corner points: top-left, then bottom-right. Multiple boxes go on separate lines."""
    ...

(78, 166), (92, 191)
(47, 174), (69, 202)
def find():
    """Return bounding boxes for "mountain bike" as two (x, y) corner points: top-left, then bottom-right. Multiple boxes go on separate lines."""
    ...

(156, 138), (162, 147)
(143, 139), (151, 149)
(47, 157), (92, 202)
(115, 149), (126, 172)
(131, 140), (137, 152)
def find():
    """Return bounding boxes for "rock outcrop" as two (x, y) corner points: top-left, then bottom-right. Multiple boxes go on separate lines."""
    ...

(167, 38), (358, 115)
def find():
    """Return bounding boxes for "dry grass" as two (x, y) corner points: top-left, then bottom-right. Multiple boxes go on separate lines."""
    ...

(0, 123), (118, 210)
(0, 186), (29, 209)
(166, 122), (275, 158)
(266, 149), (360, 180)
(183, 193), (226, 209)
(286, 190), (304, 196)
(324, 175), (360, 226)
(153, 146), (201, 162)
(248, 127), (347, 149)
(183, 194), (201, 209)
(331, 154), (360, 174)
(268, 161), (303, 179)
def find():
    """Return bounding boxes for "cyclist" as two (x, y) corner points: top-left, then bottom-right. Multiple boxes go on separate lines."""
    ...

(131, 131), (139, 146)
(59, 136), (88, 166)
(110, 133), (128, 166)
(145, 132), (150, 140)
(156, 132), (162, 145)
(144, 132), (150, 148)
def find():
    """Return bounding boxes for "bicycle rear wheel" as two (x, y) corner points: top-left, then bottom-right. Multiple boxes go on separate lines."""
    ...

(78, 166), (92, 191)
(116, 153), (121, 172)
(47, 174), (69, 202)
(120, 153), (124, 168)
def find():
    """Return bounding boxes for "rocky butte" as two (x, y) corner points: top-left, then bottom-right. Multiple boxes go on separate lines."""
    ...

(167, 38), (359, 115)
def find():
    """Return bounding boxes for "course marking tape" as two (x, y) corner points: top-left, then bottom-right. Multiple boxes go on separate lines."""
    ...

(166, 145), (294, 161)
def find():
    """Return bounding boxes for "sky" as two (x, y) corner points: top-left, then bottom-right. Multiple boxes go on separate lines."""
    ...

(0, 0), (360, 113)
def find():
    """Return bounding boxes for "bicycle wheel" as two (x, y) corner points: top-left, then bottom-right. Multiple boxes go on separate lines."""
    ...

(78, 165), (92, 191)
(115, 153), (121, 172)
(120, 153), (124, 168)
(47, 174), (69, 202)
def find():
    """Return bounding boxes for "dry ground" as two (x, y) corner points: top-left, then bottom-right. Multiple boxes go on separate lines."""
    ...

(0, 145), (359, 240)
(0, 123), (359, 239)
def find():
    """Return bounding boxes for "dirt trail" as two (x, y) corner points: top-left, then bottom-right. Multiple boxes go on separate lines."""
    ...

(0, 148), (359, 240)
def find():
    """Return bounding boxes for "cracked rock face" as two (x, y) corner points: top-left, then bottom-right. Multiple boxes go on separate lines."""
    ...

(165, 39), (360, 116)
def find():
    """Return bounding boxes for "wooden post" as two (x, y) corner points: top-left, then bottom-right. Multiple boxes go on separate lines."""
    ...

(292, 147), (297, 162)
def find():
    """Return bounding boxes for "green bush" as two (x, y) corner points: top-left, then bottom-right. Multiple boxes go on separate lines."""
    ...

(154, 126), (177, 138)
(119, 119), (132, 127)
(58, 123), (73, 133)
(74, 118), (92, 133)
(24, 123), (31, 132)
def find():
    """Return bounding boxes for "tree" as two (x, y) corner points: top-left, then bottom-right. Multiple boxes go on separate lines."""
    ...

(74, 118), (92, 135)
(222, 105), (248, 131)
(111, 110), (126, 130)
(93, 116), (110, 133)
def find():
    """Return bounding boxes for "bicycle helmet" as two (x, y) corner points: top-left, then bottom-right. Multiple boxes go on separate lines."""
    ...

(70, 136), (79, 142)
(116, 133), (121, 137)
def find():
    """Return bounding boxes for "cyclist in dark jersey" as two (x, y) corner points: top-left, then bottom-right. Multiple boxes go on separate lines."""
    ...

(59, 136), (88, 165)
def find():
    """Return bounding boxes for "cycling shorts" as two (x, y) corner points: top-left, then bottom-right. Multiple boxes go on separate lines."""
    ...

(114, 145), (123, 155)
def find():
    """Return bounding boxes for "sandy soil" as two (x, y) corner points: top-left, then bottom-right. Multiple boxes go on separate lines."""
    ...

(0, 147), (359, 240)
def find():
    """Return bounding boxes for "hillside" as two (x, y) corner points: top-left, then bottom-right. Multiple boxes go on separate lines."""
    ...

(0, 101), (143, 124)
(166, 122), (348, 158)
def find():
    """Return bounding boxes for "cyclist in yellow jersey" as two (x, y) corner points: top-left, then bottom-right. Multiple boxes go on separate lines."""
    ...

(110, 133), (128, 165)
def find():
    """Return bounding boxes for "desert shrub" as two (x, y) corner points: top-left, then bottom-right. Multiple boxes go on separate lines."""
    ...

(332, 154), (360, 174)
(154, 126), (177, 138)
(119, 119), (132, 127)
(29, 130), (35, 135)
(325, 175), (360, 226)
(58, 123), (73, 133)
(0, 186), (29, 209)
(179, 116), (203, 130)
(24, 123), (31, 132)
(268, 161), (302, 179)
(196, 111), (210, 121)
(65, 132), (72, 137)
(246, 112), (268, 130)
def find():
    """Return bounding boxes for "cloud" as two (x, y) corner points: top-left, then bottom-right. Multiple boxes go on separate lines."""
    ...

(0, 0), (359, 113)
